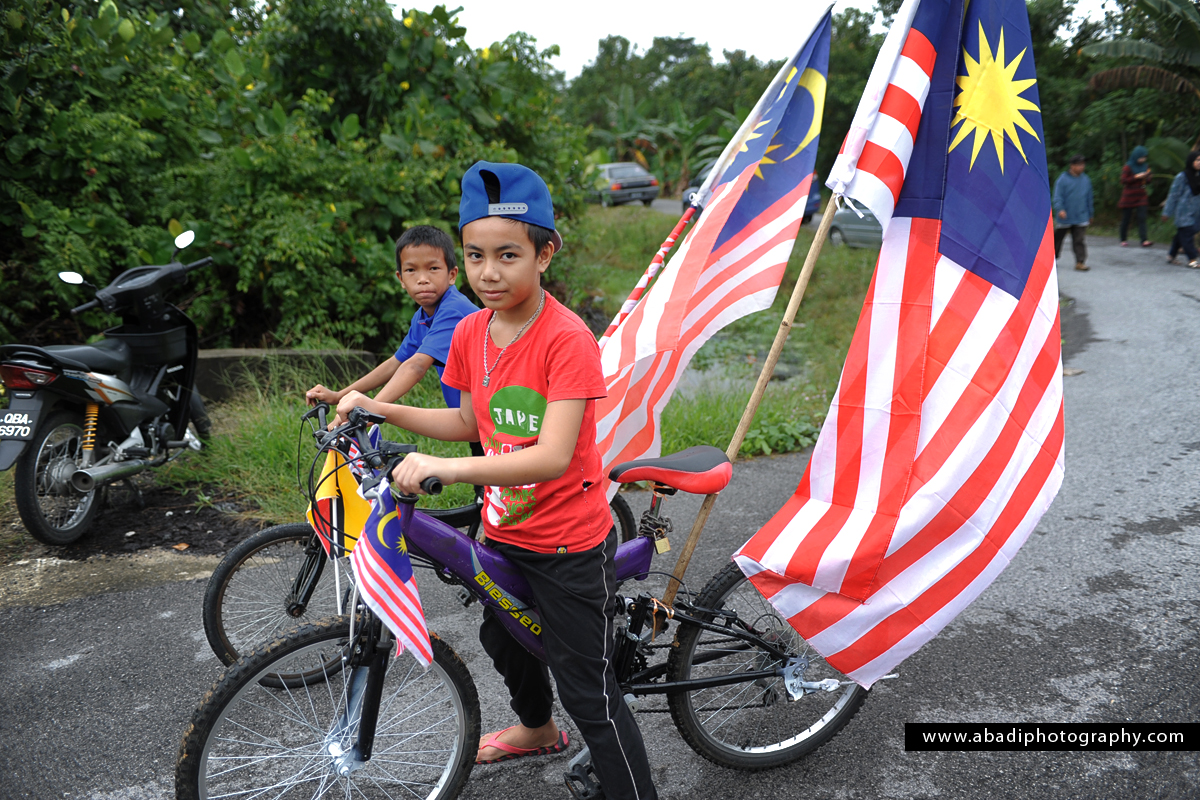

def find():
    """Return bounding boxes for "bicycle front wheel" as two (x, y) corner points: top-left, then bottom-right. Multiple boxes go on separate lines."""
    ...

(666, 562), (868, 770)
(203, 522), (352, 668)
(177, 618), (480, 800)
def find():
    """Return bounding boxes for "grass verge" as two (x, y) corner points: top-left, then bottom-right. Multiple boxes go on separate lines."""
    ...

(159, 353), (476, 525)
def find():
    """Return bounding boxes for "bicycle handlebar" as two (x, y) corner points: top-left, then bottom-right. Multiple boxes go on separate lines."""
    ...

(303, 405), (438, 496)
(71, 299), (99, 316)
(184, 256), (213, 273)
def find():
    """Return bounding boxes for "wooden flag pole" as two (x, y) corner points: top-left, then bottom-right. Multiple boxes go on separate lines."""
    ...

(661, 192), (840, 606)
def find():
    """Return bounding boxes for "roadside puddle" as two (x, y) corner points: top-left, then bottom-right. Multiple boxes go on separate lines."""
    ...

(0, 549), (222, 610)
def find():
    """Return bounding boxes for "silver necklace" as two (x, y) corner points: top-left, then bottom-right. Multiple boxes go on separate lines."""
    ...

(482, 288), (545, 387)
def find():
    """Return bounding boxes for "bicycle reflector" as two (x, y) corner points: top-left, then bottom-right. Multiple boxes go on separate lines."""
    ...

(0, 364), (58, 389)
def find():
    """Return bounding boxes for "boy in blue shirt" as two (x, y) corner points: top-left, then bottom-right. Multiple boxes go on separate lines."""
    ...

(306, 225), (478, 410)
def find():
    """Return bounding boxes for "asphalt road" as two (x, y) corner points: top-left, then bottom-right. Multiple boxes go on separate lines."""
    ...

(2, 233), (1198, 799)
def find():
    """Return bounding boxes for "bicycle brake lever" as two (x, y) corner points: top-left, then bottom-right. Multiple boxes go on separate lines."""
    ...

(360, 473), (386, 501)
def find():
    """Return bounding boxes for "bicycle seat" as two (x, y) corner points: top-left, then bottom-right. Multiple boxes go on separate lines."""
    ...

(608, 446), (732, 495)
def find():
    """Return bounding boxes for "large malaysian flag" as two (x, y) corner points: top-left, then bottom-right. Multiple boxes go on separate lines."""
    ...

(596, 6), (833, 485)
(735, 0), (1064, 688)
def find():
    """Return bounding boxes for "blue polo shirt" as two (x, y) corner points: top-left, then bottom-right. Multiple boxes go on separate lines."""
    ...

(394, 284), (479, 408)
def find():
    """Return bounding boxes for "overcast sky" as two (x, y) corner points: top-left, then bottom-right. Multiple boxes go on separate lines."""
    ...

(402, 0), (1112, 79)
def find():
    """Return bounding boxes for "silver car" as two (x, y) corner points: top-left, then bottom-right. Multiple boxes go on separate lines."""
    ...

(593, 163), (661, 207)
(828, 206), (883, 248)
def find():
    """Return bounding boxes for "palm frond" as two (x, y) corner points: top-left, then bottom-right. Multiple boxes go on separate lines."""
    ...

(1080, 40), (1166, 60)
(1138, 0), (1200, 50)
(1088, 65), (1200, 97)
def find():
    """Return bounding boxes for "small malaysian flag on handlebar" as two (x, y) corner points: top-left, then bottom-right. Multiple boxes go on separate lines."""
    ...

(349, 485), (433, 667)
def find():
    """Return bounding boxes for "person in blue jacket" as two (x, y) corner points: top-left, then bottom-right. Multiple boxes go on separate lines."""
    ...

(1052, 154), (1094, 272)
(1163, 150), (1200, 269)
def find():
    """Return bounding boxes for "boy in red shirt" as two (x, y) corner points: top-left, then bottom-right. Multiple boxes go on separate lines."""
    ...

(337, 162), (658, 800)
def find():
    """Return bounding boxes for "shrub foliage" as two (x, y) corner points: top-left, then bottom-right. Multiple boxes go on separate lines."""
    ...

(1, 0), (584, 350)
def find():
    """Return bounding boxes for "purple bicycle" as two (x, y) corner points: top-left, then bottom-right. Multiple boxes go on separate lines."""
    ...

(175, 407), (866, 800)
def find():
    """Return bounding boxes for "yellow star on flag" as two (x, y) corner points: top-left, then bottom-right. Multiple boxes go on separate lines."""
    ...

(948, 23), (1041, 172)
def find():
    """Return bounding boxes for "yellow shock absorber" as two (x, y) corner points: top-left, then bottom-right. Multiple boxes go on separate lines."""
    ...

(82, 402), (99, 453)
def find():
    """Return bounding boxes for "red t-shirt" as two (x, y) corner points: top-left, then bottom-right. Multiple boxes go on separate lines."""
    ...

(442, 293), (608, 553)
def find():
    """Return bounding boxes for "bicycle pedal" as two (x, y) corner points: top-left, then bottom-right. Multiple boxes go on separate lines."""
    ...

(456, 587), (476, 608)
(564, 763), (605, 800)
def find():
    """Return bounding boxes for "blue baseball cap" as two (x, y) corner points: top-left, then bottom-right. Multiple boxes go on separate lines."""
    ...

(459, 161), (563, 252)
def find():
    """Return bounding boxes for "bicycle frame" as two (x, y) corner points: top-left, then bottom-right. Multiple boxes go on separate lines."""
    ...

(305, 412), (811, 694)
(397, 495), (655, 664)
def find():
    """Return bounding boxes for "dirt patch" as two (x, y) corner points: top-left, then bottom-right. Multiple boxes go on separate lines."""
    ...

(1, 475), (271, 565)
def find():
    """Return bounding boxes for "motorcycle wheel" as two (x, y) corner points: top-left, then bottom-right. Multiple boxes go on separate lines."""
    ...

(13, 411), (102, 546)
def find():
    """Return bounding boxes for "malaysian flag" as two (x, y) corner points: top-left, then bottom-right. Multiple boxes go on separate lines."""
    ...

(596, 6), (833, 482)
(349, 484), (433, 667)
(735, 0), (1064, 688)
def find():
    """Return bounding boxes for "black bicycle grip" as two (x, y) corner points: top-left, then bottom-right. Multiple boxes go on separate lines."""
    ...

(301, 401), (330, 421)
(71, 299), (99, 316)
(420, 477), (443, 495)
(184, 256), (213, 273)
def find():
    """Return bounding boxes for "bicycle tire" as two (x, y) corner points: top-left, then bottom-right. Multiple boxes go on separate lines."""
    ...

(176, 618), (480, 800)
(666, 562), (868, 770)
(203, 522), (353, 681)
(609, 493), (637, 543)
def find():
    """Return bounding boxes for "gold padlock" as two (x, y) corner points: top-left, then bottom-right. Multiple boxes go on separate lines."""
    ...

(654, 536), (671, 554)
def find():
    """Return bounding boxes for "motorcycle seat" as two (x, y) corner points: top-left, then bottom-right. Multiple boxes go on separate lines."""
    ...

(42, 338), (132, 380)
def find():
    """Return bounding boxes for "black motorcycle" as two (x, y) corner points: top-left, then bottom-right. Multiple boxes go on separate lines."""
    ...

(0, 231), (213, 545)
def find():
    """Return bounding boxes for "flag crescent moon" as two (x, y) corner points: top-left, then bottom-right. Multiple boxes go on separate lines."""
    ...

(784, 68), (827, 161)
(376, 510), (399, 549)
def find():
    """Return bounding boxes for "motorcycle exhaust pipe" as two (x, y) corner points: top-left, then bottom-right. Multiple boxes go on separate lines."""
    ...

(71, 458), (154, 493)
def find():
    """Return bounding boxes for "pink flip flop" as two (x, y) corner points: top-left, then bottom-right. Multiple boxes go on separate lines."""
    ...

(475, 727), (569, 765)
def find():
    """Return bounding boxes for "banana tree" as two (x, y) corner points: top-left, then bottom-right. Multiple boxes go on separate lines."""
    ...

(1081, 0), (1200, 101)
(656, 102), (724, 194)
(591, 85), (668, 168)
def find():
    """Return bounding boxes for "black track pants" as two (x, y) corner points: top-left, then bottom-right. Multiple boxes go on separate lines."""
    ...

(480, 530), (659, 800)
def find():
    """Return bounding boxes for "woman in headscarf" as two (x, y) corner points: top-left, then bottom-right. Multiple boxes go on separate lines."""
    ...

(1163, 150), (1200, 268)
(1118, 145), (1152, 247)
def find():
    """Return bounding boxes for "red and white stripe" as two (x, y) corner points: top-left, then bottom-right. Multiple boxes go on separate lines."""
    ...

(351, 536), (433, 667)
(596, 168), (813, 484)
(825, 0), (937, 234)
(734, 217), (1064, 688)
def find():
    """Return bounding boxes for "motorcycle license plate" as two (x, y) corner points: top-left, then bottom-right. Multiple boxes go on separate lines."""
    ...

(0, 410), (36, 440)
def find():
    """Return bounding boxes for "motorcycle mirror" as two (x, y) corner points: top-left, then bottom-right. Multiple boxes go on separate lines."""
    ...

(58, 271), (85, 285)
(174, 230), (196, 250)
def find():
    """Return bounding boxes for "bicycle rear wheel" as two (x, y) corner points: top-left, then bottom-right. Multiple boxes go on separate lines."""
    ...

(609, 493), (636, 543)
(203, 522), (352, 680)
(177, 618), (480, 800)
(666, 562), (868, 770)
